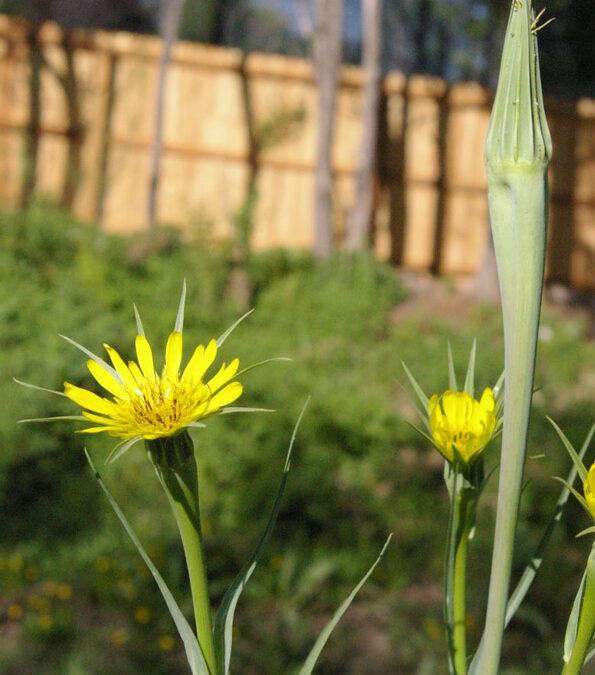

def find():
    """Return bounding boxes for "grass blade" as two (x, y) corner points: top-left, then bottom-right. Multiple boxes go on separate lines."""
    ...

(216, 309), (254, 348)
(447, 341), (458, 392)
(175, 280), (187, 334)
(213, 398), (309, 675)
(297, 534), (393, 675)
(463, 338), (476, 397)
(401, 360), (429, 411)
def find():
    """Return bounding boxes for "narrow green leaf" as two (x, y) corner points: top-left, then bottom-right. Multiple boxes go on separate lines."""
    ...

(14, 378), (67, 398)
(218, 407), (274, 415)
(297, 534), (393, 675)
(60, 334), (120, 383)
(216, 309), (254, 348)
(105, 436), (143, 465)
(565, 569), (587, 663)
(463, 339), (476, 397)
(447, 341), (458, 392)
(576, 526), (595, 539)
(133, 304), (145, 336)
(548, 418), (592, 483)
(236, 357), (292, 378)
(213, 398), (309, 675)
(18, 415), (87, 424)
(175, 280), (187, 334)
(584, 638), (595, 665)
(84, 450), (211, 675)
(552, 478), (589, 517)
(401, 361), (429, 411)
(493, 370), (505, 401)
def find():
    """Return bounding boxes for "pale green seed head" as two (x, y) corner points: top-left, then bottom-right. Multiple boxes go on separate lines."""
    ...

(485, 0), (552, 171)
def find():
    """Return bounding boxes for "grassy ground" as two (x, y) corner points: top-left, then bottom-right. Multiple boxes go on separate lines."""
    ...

(0, 205), (593, 674)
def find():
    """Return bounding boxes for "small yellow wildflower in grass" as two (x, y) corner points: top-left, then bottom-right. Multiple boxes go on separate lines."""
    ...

(133, 606), (152, 624)
(64, 331), (242, 441)
(7, 554), (23, 572)
(111, 627), (129, 645)
(429, 388), (496, 466)
(37, 615), (53, 631)
(56, 583), (72, 600)
(158, 634), (175, 651)
(6, 604), (23, 620)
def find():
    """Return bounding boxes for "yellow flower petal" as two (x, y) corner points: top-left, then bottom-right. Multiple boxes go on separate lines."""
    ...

(135, 335), (155, 380)
(182, 339), (217, 383)
(429, 388), (495, 466)
(104, 344), (137, 391)
(64, 383), (118, 416)
(165, 332), (183, 380)
(129, 361), (144, 386)
(205, 381), (243, 414)
(207, 358), (239, 394)
(87, 360), (127, 399)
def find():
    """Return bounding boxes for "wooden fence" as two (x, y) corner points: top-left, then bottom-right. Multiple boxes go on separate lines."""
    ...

(0, 15), (593, 288)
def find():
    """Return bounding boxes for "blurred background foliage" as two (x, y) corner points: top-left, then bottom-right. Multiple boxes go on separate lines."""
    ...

(0, 0), (592, 97)
(0, 205), (593, 673)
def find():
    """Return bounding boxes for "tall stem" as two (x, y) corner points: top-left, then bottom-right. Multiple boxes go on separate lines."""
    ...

(480, 1), (551, 671)
(147, 433), (217, 674)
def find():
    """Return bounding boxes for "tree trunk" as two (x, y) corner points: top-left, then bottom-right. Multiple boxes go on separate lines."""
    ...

(312, 0), (344, 260)
(147, 0), (185, 231)
(346, 0), (382, 251)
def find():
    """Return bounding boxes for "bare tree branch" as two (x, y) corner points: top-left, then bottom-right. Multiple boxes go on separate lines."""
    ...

(346, 0), (382, 251)
(312, 0), (343, 260)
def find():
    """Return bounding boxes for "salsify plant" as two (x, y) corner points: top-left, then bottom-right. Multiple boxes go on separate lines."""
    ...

(402, 344), (503, 675)
(403, 2), (595, 674)
(17, 282), (391, 675)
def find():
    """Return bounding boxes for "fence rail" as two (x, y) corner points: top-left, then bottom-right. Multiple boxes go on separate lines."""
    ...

(0, 15), (593, 288)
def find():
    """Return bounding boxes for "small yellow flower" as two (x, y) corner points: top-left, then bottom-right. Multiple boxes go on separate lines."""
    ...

(133, 606), (152, 624)
(38, 614), (53, 631)
(7, 604), (23, 620)
(111, 627), (129, 645)
(429, 388), (496, 465)
(95, 556), (112, 573)
(158, 634), (175, 651)
(56, 583), (72, 600)
(583, 463), (595, 521)
(64, 331), (242, 441)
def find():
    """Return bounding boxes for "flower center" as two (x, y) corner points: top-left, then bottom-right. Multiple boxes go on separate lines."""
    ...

(122, 376), (209, 433)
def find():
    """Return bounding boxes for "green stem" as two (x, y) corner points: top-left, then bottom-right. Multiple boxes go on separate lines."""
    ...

(453, 491), (475, 675)
(562, 548), (595, 675)
(147, 433), (217, 674)
(445, 468), (477, 675)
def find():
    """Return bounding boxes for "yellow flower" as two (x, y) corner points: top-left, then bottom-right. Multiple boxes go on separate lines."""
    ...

(583, 463), (595, 521)
(133, 606), (152, 624)
(158, 634), (175, 651)
(64, 331), (242, 442)
(429, 388), (496, 465)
